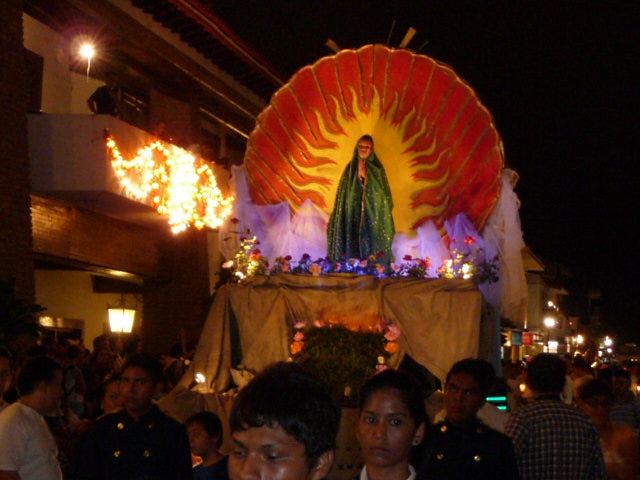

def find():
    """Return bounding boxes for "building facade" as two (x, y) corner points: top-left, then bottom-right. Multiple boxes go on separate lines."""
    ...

(1, 0), (283, 354)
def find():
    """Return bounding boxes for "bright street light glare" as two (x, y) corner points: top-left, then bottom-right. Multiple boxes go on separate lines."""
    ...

(80, 43), (95, 60)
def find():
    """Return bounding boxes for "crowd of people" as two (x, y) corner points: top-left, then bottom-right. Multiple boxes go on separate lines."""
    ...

(0, 335), (195, 479)
(1, 340), (640, 480)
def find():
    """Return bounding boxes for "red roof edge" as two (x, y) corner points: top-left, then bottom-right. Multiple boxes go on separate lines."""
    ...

(167, 0), (286, 87)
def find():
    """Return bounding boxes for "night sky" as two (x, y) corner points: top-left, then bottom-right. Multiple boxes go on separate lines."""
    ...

(210, 1), (640, 340)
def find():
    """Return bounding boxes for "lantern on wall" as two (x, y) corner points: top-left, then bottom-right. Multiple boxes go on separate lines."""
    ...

(107, 295), (136, 334)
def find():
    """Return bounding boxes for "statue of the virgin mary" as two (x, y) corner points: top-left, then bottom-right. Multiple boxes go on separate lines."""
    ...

(326, 134), (395, 263)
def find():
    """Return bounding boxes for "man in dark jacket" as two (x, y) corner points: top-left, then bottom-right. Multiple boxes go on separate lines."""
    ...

(73, 353), (192, 480)
(420, 358), (519, 480)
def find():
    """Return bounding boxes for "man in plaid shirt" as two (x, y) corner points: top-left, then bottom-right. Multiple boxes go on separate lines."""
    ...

(505, 353), (605, 480)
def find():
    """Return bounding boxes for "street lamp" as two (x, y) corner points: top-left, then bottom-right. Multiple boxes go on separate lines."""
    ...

(543, 316), (557, 353)
(107, 294), (136, 334)
(78, 42), (95, 77)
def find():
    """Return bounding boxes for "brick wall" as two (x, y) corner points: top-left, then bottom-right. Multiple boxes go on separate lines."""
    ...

(32, 194), (212, 354)
(31, 195), (160, 278)
(142, 229), (212, 354)
(0, 0), (36, 300)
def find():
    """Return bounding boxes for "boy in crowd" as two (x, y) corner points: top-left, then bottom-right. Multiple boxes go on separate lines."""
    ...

(228, 361), (341, 480)
(73, 353), (192, 479)
(186, 411), (229, 480)
(422, 358), (519, 479)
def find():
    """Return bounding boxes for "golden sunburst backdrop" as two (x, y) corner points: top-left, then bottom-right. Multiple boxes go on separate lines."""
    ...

(244, 44), (504, 237)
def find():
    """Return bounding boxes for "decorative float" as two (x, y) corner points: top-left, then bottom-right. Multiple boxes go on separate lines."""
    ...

(160, 47), (527, 478)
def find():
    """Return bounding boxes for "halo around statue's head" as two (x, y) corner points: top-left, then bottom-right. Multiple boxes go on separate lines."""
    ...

(243, 44), (504, 238)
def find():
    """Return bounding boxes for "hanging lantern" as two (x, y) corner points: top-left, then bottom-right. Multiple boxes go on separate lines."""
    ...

(107, 295), (136, 334)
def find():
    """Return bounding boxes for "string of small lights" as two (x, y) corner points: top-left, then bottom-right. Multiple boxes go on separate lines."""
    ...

(105, 130), (233, 233)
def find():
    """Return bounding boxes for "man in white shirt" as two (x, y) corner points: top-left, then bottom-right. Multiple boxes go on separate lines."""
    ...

(0, 355), (64, 480)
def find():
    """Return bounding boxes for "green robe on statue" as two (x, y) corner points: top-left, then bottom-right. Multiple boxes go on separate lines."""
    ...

(327, 146), (395, 263)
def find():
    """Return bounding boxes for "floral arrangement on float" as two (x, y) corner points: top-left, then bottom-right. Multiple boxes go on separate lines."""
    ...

(219, 220), (499, 286)
(289, 318), (400, 406)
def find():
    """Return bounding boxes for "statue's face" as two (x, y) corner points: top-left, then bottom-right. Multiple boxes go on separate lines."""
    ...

(357, 139), (373, 160)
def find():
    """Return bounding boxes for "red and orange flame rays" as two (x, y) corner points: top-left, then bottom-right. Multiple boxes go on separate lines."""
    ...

(244, 44), (503, 238)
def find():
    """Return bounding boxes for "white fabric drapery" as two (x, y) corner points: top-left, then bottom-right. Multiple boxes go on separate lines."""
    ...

(220, 166), (527, 323)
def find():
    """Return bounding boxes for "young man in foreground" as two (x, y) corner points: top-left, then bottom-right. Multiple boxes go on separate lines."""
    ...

(228, 361), (341, 480)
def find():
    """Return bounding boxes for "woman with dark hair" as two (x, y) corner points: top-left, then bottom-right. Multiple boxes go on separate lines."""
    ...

(327, 134), (395, 263)
(575, 376), (639, 480)
(356, 369), (427, 480)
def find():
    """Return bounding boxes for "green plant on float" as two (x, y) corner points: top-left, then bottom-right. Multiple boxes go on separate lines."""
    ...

(293, 324), (388, 407)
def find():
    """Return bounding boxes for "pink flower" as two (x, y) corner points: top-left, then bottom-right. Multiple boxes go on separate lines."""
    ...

(403, 254), (412, 261)
(464, 236), (476, 245)
(375, 364), (389, 374)
(384, 324), (401, 341)
(313, 319), (326, 328)
(282, 264), (290, 272)
(284, 255), (292, 261)
(293, 331), (305, 342)
(222, 260), (234, 269)
(359, 259), (368, 268)
(293, 321), (307, 329)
